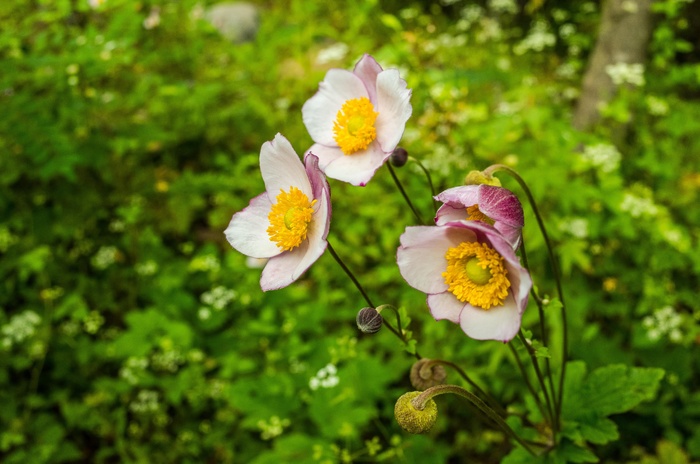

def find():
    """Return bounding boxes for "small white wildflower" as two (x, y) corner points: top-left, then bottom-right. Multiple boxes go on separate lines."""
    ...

(151, 349), (184, 373)
(605, 62), (645, 87)
(315, 43), (349, 65)
(198, 307), (211, 320)
(514, 21), (556, 55)
(560, 218), (589, 239)
(135, 260), (158, 276)
(201, 286), (237, 310)
(189, 254), (220, 272)
(1, 310), (42, 347)
(645, 96), (669, 116)
(309, 363), (339, 390)
(143, 7), (161, 30)
(257, 416), (290, 440)
(620, 192), (659, 218)
(130, 390), (160, 414)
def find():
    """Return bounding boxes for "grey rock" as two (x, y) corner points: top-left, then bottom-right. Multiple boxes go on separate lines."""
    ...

(205, 2), (260, 43)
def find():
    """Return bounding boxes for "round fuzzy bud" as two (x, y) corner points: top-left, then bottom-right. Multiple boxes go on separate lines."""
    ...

(389, 147), (409, 167)
(356, 307), (383, 334)
(410, 359), (447, 390)
(394, 391), (437, 434)
(464, 170), (502, 187)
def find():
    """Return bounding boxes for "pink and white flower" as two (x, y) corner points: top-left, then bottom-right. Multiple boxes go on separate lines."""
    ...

(397, 221), (531, 342)
(225, 134), (331, 291)
(302, 54), (412, 186)
(435, 185), (524, 249)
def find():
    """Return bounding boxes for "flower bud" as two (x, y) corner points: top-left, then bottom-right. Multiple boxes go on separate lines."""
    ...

(394, 391), (437, 434)
(410, 359), (447, 390)
(389, 147), (409, 167)
(464, 170), (502, 187)
(356, 307), (382, 334)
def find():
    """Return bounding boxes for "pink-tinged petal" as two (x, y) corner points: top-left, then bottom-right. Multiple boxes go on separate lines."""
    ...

(459, 294), (522, 342)
(477, 185), (524, 229)
(435, 186), (479, 209)
(427, 292), (464, 324)
(374, 69), (412, 153)
(302, 70), (369, 146)
(322, 140), (388, 186)
(304, 153), (332, 207)
(305, 144), (345, 172)
(397, 226), (472, 294)
(260, 134), (311, 200)
(224, 193), (280, 259)
(434, 204), (468, 225)
(352, 54), (382, 103)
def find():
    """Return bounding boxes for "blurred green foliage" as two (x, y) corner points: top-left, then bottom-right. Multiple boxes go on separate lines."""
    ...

(1, 0), (700, 462)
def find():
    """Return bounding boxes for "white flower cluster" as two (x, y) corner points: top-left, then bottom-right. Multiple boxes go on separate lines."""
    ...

(151, 349), (185, 373)
(1, 310), (41, 349)
(129, 390), (160, 414)
(514, 21), (556, 55)
(83, 310), (105, 334)
(581, 143), (621, 173)
(620, 191), (659, 218)
(559, 217), (589, 239)
(201, 286), (237, 310)
(309, 363), (339, 391)
(605, 62), (645, 87)
(92, 246), (118, 269)
(642, 306), (682, 343)
(645, 96), (669, 116)
(257, 416), (291, 440)
(120, 356), (149, 385)
(135, 260), (158, 276)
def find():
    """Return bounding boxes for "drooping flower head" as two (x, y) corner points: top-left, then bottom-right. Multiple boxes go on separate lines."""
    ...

(302, 54), (412, 186)
(435, 185), (524, 250)
(397, 221), (531, 342)
(225, 134), (331, 290)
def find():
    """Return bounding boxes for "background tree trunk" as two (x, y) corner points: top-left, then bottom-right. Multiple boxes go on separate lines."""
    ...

(573, 0), (653, 131)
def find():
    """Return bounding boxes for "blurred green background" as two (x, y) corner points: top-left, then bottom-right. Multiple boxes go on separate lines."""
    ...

(1, 0), (700, 462)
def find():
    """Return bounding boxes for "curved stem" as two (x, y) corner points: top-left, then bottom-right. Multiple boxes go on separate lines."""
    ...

(376, 304), (421, 359)
(408, 156), (437, 210)
(485, 164), (568, 430)
(431, 359), (507, 417)
(327, 240), (374, 308)
(387, 163), (426, 224)
(413, 384), (539, 456)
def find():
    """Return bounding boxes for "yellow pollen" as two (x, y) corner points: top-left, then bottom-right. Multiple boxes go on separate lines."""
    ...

(267, 187), (316, 251)
(333, 97), (378, 155)
(466, 204), (495, 225)
(442, 241), (510, 309)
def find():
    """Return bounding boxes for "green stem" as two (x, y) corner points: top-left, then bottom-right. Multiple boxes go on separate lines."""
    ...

(519, 239), (558, 433)
(485, 164), (568, 430)
(387, 163), (426, 224)
(408, 156), (437, 210)
(518, 331), (556, 432)
(413, 384), (540, 456)
(508, 343), (549, 422)
(326, 241), (419, 357)
(430, 359), (508, 417)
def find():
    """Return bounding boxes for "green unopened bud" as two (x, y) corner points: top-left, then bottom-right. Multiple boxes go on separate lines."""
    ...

(464, 170), (501, 187)
(389, 147), (409, 167)
(394, 391), (437, 434)
(410, 359), (447, 390)
(356, 307), (382, 334)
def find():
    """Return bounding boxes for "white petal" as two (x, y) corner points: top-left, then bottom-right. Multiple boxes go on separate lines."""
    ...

(260, 134), (311, 200)
(374, 69), (412, 152)
(224, 193), (280, 258)
(302, 70), (368, 146)
(397, 226), (468, 294)
(352, 54), (382, 103)
(305, 143), (345, 171)
(459, 294), (522, 342)
(260, 246), (306, 291)
(435, 186), (479, 208)
(427, 292), (463, 323)
(322, 140), (387, 186)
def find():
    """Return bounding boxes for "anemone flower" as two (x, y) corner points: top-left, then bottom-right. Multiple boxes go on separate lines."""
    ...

(397, 220), (531, 342)
(435, 185), (524, 250)
(302, 54), (412, 186)
(225, 134), (331, 290)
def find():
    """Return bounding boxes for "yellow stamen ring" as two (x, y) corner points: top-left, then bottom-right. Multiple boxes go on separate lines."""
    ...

(333, 97), (378, 155)
(267, 187), (316, 251)
(442, 241), (510, 309)
(466, 204), (495, 225)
